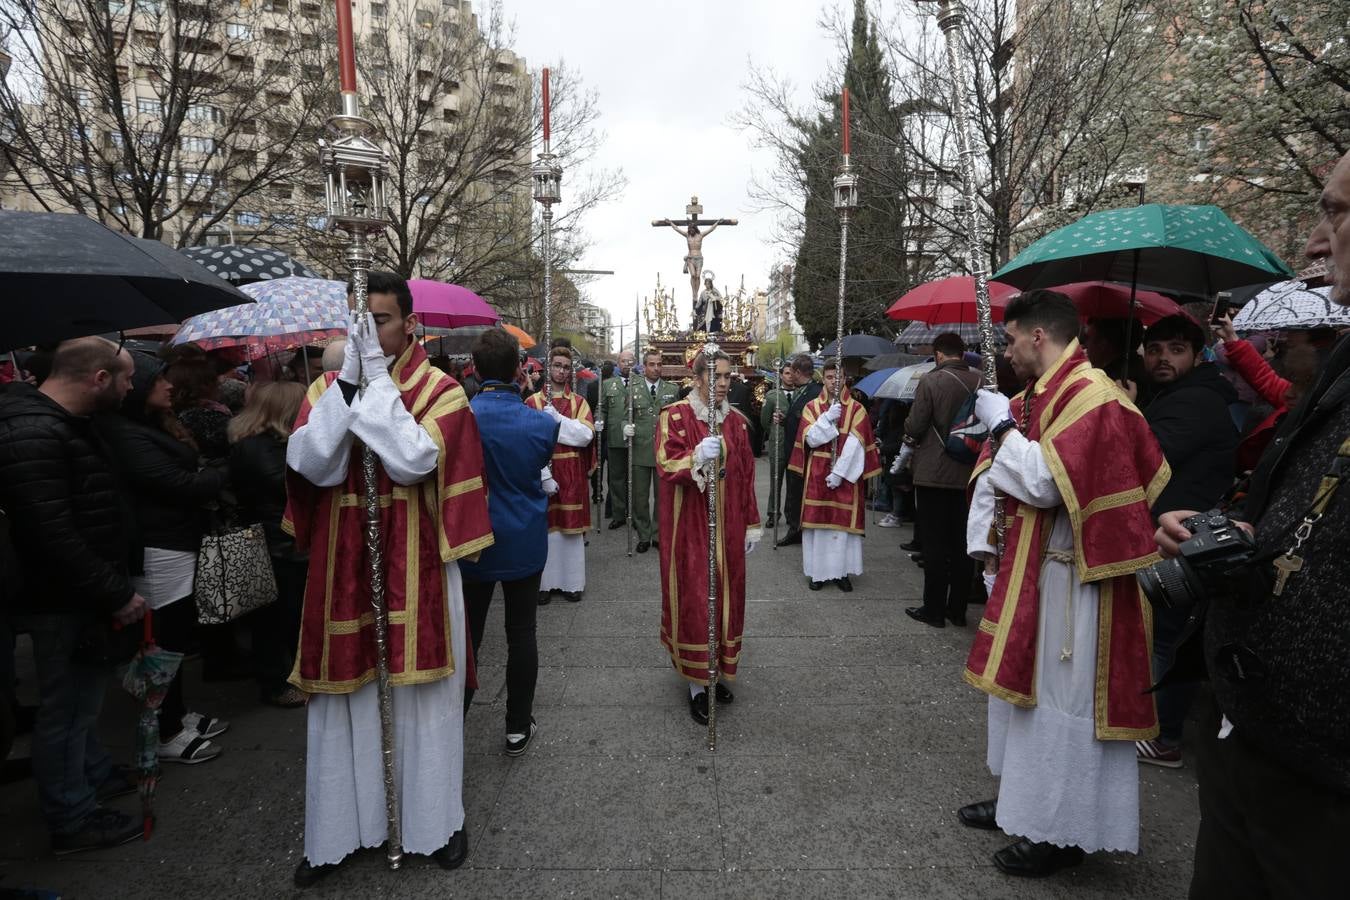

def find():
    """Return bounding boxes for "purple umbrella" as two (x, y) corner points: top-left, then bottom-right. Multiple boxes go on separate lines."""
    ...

(409, 280), (500, 328)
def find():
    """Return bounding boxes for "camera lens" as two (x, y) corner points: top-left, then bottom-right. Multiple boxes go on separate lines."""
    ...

(1137, 557), (1205, 609)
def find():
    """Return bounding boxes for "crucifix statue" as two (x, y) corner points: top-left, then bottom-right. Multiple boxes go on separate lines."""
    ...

(652, 195), (738, 315)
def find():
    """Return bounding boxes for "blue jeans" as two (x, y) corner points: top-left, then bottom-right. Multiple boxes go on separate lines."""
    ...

(11, 614), (113, 834)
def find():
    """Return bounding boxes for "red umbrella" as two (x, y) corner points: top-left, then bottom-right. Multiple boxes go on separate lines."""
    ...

(886, 276), (1020, 323)
(409, 280), (500, 329)
(1050, 281), (1182, 325)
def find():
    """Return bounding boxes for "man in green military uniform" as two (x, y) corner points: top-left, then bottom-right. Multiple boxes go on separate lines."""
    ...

(599, 349), (636, 530)
(759, 361), (797, 528)
(627, 349), (681, 552)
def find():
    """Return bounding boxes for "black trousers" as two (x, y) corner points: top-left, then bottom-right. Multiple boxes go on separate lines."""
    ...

(1189, 705), (1350, 900)
(152, 598), (198, 738)
(250, 558), (306, 693)
(915, 486), (973, 620)
(783, 471), (805, 532)
(462, 573), (541, 734)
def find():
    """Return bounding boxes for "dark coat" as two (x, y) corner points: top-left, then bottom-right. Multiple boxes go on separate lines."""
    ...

(229, 432), (302, 561)
(783, 381), (823, 460)
(0, 383), (135, 616)
(903, 361), (982, 490)
(95, 354), (227, 553)
(1143, 363), (1239, 515)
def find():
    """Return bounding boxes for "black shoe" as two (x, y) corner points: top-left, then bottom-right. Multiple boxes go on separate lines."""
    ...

(564, 591), (583, 603)
(294, 858), (343, 888)
(775, 530), (802, 547)
(764, 514), (777, 527)
(714, 682), (734, 704)
(432, 828), (469, 870)
(809, 580), (824, 591)
(608, 520), (626, 530)
(909, 552), (925, 568)
(689, 690), (709, 725)
(900, 540), (921, 552)
(505, 719), (537, 757)
(947, 613), (968, 627)
(635, 540), (651, 553)
(537, 591), (552, 606)
(905, 607), (946, 628)
(836, 577), (853, 593)
(992, 838), (1085, 877)
(95, 764), (140, 803)
(957, 799), (999, 830)
(51, 806), (144, 856)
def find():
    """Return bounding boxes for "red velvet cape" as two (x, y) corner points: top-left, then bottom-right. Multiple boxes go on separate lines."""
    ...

(282, 342), (493, 694)
(786, 393), (881, 534)
(964, 342), (1171, 739)
(526, 389), (597, 534)
(655, 398), (761, 683)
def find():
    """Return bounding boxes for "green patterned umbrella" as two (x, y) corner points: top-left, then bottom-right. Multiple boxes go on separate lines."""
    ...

(994, 204), (1293, 298)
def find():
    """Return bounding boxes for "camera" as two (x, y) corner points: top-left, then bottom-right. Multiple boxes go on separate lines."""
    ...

(1137, 509), (1256, 609)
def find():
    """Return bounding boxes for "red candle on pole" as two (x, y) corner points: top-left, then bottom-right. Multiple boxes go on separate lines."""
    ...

(542, 67), (551, 141)
(842, 86), (850, 157)
(335, 0), (357, 94)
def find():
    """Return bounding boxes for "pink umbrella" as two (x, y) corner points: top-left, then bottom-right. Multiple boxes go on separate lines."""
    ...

(886, 276), (1021, 323)
(408, 280), (500, 328)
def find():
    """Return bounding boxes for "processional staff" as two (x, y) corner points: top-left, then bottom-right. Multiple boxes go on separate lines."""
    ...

(319, 0), (400, 869)
(700, 340), (722, 751)
(626, 293), (639, 557)
(917, 0), (1005, 557)
(532, 68), (562, 403)
(832, 87), (859, 461)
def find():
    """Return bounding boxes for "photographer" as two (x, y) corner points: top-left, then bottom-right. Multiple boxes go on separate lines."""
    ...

(1155, 151), (1350, 900)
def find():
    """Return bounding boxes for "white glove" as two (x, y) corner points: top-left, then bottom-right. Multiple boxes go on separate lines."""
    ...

(623, 423), (636, 439)
(349, 312), (389, 384)
(595, 419), (605, 432)
(825, 472), (843, 490)
(982, 571), (997, 595)
(542, 477), (559, 496)
(973, 388), (1012, 431)
(338, 335), (361, 385)
(543, 403), (563, 422)
(890, 444), (914, 475)
(824, 402), (843, 424)
(695, 436), (721, 464)
(744, 538), (757, 556)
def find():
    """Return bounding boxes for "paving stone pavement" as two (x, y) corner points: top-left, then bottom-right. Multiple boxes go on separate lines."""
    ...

(0, 458), (1201, 899)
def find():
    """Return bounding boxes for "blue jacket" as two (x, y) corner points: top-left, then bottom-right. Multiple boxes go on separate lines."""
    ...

(459, 381), (558, 581)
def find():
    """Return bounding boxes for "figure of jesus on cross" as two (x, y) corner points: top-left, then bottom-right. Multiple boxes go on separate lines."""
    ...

(653, 195), (737, 311)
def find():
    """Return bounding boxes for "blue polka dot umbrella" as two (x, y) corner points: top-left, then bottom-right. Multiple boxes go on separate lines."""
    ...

(171, 276), (348, 358)
(180, 244), (321, 284)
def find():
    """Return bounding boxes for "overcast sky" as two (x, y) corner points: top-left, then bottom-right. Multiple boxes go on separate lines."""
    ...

(499, 0), (841, 349)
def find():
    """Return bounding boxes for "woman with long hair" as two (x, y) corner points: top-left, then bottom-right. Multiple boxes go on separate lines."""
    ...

(228, 382), (308, 708)
(167, 347), (232, 461)
(96, 352), (230, 764)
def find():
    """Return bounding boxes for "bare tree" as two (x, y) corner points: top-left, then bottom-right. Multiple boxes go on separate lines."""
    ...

(0, 0), (333, 246)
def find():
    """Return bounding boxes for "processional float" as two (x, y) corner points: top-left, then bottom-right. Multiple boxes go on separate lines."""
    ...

(319, 0), (400, 869)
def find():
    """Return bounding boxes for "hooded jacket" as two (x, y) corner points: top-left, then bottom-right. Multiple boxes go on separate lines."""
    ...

(94, 353), (227, 553)
(0, 382), (134, 616)
(1144, 362), (1239, 515)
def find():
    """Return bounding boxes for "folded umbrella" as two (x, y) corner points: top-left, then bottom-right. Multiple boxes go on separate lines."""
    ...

(409, 280), (500, 329)
(0, 211), (251, 351)
(121, 611), (183, 840)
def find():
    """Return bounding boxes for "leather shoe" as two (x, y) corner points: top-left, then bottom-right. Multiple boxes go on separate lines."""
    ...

(432, 828), (468, 870)
(294, 858), (342, 888)
(775, 530), (802, 547)
(836, 577), (853, 592)
(992, 838), (1084, 877)
(905, 607), (946, 628)
(714, 682), (734, 704)
(564, 591), (582, 603)
(689, 691), (709, 725)
(809, 580), (824, 591)
(608, 520), (626, 530)
(537, 591), (552, 606)
(957, 799), (999, 830)
(947, 613), (968, 627)
(900, 540), (921, 552)
(635, 540), (651, 554)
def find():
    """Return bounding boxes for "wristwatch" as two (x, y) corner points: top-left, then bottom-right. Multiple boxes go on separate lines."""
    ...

(990, 418), (1018, 441)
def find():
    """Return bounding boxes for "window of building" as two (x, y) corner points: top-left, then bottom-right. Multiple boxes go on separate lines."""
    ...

(1192, 126), (1214, 156)
(306, 215), (327, 230)
(181, 135), (215, 154)
(272, 213), (297, 228)
(226, 22), (251, 39)
(300, 2), (320, 20)
(137, 97), (162, 116)
(415, 8), (435, 27)
(187, 104), (221, 124)
(262, 0), (288, 11)
(237, 211), (262, 227)
(371, 2), (386, 17)
(136, 30), (158, 48)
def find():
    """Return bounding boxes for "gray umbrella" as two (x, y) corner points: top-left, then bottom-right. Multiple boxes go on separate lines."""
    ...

(818, 334), (896, 358)
(180, 244), (321, 284)
(1, 211), (251, 351)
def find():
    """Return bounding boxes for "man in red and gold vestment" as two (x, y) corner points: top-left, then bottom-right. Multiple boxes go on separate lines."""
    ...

(283, 273), (493, 886)
(787, 361), (881, 592)
(958, 290), (1169, 877)
(655, 350), (761, 725)
(526, 346), (597, 603)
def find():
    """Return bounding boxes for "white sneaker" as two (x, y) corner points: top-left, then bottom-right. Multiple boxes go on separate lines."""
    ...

(181, 711), (229, 739)
(878, 514), (901, 528)
(158, 728), (221, 765)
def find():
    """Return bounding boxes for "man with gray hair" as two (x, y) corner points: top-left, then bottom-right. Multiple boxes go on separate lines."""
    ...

(320, 338), (347, 374)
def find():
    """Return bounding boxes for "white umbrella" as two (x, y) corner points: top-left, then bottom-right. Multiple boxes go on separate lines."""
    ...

(1232, 279), (1347, 330)
(872, 361), (937, 401)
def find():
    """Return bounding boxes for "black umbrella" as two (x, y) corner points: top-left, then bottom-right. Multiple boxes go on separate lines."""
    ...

(1, 211), (252, 351)
(180, 244), (321, 284)
(818, 334), (896, 358)
(863, 351), (927, 372)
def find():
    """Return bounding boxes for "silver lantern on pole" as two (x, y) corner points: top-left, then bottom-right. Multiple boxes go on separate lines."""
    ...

(831, 87), (859, 464)
(533, 67), (562, 402)
(319, 15), (402, 869)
